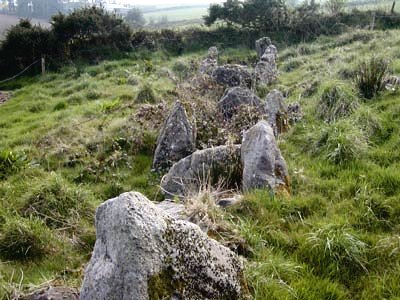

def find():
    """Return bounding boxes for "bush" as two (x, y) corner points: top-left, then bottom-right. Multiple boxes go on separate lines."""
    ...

(355, 56), (389, 99)
(317, 82), (359, 123)
(0, 216), (51, 260)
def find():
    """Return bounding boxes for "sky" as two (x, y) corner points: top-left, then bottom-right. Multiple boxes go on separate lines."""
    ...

(120, 0), (224, 5)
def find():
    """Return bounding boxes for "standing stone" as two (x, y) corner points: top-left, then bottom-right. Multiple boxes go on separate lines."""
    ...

(80, 192), (248, 300)
(265, 89), (289, 136)
(152, 101), (195, 171)
(199, 46), (219, 75)
(212, 65), (252, 88)
(161, 145), (242, 199)
(255, 37), (272, 59)
(241, 121), (289, 192)
(218, 87), (262, 119)
(255, 45), (278, 85)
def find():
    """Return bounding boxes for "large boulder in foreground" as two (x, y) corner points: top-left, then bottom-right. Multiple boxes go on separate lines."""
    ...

(80, 192), (247, 300)
(212, 65), (252, 88)
(241, 121), (289, 192)
(218, 87), (262, 119)
(161, 145), (242, 199)
(265, 89), (289, 136)
(152, 101), (195, 171)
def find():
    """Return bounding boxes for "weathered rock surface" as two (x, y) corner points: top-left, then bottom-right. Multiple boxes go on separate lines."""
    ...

(255, 45), (278, 85)
(81, 192), (247, 300)
(22, 286), (79, 300)
(152, 101), (195, 171)
(255, 37), (272, 59)
(212, 65), (252, 88)
(241, 121), (289, 192)
(199, 46), (219, 75)
(156, 200), (186, 220)
(288, 102), (303, 124)
(208, 46), (219, 59)
(265, 89), (289, 136)
(161, 145), (242, 199)
(218, 87), (262, 119)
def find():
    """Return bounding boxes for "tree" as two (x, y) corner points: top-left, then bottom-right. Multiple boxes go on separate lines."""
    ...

(126, 7), (146, 28)
(204, 0), (287, 32)
(325, 0), (346, 15)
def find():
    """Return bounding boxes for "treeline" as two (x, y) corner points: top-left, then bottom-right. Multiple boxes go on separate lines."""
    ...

(1, 3), (400, 81)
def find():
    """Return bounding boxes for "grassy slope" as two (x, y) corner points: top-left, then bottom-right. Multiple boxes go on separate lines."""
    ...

(0, 29), (400, 299)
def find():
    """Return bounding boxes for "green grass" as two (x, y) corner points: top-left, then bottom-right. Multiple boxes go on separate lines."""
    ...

(1, 29), (400, 299)
(143, 7), (207, 22)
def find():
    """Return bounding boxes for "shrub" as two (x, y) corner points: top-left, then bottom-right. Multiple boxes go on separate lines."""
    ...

(0, 216), (51, 260)
(136, 84), (156, 103)
(172, 61), (190, 81)
(299, 224), (369, 281)
(317, 82), (359, 123)
(355, 56), (389, 99)
(53, 101), (67, 111)
(313, 120), (368, 164)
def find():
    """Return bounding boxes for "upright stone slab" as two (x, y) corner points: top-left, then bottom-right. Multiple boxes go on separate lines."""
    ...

(255, 45), (278, 85)
(199, 46), (219, 76)
(80, 192), (248, 300)
(265, 89), (289, 136)
(255, 37), (272, 59)
(241, 121), (289, 192)
(152, 101), (195, 171)
(218, 87), (262, 119)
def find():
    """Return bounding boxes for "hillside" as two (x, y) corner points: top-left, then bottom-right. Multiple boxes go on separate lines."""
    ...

(1, 29), (400, 299)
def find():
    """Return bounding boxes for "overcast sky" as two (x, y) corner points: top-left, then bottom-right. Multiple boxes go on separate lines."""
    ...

(121, 0), (224, 5)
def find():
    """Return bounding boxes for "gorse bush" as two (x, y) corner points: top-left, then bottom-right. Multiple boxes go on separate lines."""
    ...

(317, 82), (359, 123)
(355, 56), (389, 99)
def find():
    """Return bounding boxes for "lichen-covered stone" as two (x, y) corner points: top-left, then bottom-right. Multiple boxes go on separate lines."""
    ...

(22, 286), (79, 300)
(161, 145), (242, 199)
(241, 121), (289, 192)
(218, 87), (262, 119)
(152, 101), (195, 171)
(211, 65), (252, 88)
(80, 192), (248, 300)
(265, 89), (289, 136)
(255, 45), (278, 85)
(255, 37), (272, 59)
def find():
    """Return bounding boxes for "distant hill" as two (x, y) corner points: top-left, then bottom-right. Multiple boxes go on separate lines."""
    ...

(0, 14), (49, 39)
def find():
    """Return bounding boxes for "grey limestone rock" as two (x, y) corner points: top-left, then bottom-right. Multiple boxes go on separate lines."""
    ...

(211, 65), (252, 88)
(218, 87), (262, 119)
(265, 89), (289, 136)
(80, 192), (248, 300)
(152, 101), (195, 171)
(161, 145), (242, 199)
(241, 121), (289, 192)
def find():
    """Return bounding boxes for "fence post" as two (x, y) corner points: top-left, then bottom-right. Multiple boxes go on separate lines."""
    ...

(392, 1), (396, 14)
(370, 11), (376, 30)
(41, 56), (46, 75)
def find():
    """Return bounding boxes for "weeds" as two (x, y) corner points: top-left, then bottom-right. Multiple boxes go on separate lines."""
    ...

(355, 56), (389, 99)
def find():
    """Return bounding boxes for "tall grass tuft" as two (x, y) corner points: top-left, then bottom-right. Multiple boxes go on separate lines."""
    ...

(313, 120), (368, 164)
(355, 56), (389, 99)
(316, 82), (359, 123)
(299, 224), (369, 281)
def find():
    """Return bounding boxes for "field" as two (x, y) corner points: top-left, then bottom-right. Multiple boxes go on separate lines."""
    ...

(143, 6), (208, 22)
(0, 14), (49, 39)
(1, 28), (400, 299)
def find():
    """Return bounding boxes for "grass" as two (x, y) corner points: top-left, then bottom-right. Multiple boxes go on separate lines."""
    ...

(0, 28), (400, 299)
